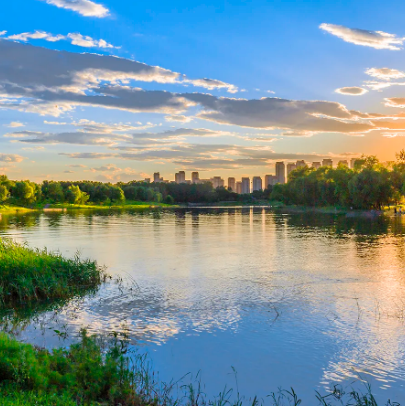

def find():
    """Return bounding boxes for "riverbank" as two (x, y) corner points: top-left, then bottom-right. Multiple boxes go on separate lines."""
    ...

(0, 201), (176, 215)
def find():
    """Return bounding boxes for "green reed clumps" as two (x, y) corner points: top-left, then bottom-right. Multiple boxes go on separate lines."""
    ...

(0, 331), (400, 406)
(0, 330), (146, 406)
(0, 238), (105, 306)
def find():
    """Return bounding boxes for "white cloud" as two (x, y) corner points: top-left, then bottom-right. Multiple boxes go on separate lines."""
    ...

(365, 67), (405, 80)
(320, 23), (404, 50)
(165, 115), (193, 123)
(44, 121), (68, 125)
(183, 78), (238, 94)
(385, 98), (405, 108)
(5, 121), (24, 128)
(42, 0), (109, 18)
(67, 33), (116, 48)
(0, 154), (24, 163)
(0, 31), (7, 36)
(382, 132), (405, 138)
(5, 30), (117, 49)
(7, 31), (65, 42)
(335, 86), (368, 96)
(0, 40), (238, 103)
(21, 146), (45, 151)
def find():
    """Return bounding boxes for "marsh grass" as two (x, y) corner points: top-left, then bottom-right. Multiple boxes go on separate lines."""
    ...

(0, 238), (106, 307)
(0, 331), (401, 406)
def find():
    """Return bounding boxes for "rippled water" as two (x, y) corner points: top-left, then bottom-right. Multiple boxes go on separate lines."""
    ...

(1, 208), (405, 403)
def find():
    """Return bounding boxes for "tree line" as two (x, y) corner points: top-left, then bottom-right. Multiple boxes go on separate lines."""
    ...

(1, 152), (404, 209)
(0, 177), (259, 206)
(270, 153), (405, 209)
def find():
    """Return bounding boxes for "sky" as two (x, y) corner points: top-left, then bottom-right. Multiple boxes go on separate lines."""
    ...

(2, 0), (405, 182)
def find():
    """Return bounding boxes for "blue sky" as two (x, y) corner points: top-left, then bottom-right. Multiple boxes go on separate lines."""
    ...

(1, 0), (405, 182)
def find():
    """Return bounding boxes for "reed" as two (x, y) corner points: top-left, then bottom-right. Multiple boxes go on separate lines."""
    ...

(0, 238), (105, 307)
(0, 331), (400, 406)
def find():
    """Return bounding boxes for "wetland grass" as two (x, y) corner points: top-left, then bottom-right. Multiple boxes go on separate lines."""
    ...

(0, 238), (105, 307)
(0, 331), (400, 406)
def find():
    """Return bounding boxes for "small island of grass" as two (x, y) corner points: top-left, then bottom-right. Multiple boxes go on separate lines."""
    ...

(0, 238), (105, 307)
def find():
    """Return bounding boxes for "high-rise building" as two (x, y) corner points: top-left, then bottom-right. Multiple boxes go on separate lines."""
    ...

(175, 171), (186, 183)
(350, 158), (360, 169)
(228, 177), (236, 191)
(211, 176), (225, 189)
(287, 163), (297, 180)
(312, 162), (321, 169)
(265, 175), (273, 188)
(322, 159), (333, 168)
(338, 160), (348, 167)
(144, 178), (151, 183)
(296, 160), (306, 168)
(275, 162), (286, 184)
(153, 172), (161, 183)
(191, 172), (199, 183)
(241, 177), (250, 194)
(252, 176), (263, 191)
(265, 175), (278, 187)
(236, 182), (242, 194)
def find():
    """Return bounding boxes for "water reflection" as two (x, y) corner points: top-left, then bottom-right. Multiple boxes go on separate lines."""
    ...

(1, 208), (405, 402)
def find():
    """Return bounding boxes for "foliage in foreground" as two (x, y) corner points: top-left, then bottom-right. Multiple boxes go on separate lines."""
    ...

(0, 331), (401, 406)
(0, 238), (104, 307)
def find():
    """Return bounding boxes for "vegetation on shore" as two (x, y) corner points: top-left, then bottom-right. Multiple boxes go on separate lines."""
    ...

(2, 152), (405, 211)
(270, 153), (405, 210)
(0, 238), (105, 307)
(0, 331), (399, 406)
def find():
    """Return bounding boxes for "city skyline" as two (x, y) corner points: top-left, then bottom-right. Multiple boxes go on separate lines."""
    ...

(152, 157), (359, 193)
(2, 1), (405, 182)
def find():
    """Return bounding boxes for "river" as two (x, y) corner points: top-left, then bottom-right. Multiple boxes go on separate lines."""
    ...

(1, 207), (405, 403)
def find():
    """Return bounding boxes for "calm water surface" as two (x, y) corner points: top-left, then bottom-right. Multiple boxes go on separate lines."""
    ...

(1, 208), (405, 403)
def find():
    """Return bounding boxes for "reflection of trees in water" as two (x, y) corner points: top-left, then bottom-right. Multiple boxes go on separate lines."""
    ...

(282, 212), (392, 239)
(0, 212), (41, 230)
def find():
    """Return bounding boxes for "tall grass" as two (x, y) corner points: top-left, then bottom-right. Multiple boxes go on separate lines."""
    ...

(0, 331), (400, 406)
(0, 238), (105, 307)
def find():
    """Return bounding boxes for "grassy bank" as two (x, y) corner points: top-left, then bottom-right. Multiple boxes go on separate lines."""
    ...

(0, 331), (398, 406)
(0, 201), (176, 214)
(0, 205), (36, 214)
(46, 200), (176, 210)
(0, 239), (105, 307)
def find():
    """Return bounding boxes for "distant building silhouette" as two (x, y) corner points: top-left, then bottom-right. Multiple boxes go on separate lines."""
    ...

(153, 172), (161, 183)
(236, 181), (242, 194)
(322, 159), (333, 168)
(252, 176), (263, 191)
(312, 162), (321, 169)
(296, 160), (306, 168)
(350, 158), (360, 169)
(338, 160), (348, 167)
(241, 177), (250, 194)
(211, 176), (225, 188)
(228, 177), (236, 191)
(286, 163), (296, 181)
(275, 162), (286, 184)
(192, 172), (199, 184)
(175, 171), (186, 184)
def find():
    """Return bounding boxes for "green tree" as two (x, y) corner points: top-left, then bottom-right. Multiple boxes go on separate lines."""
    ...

(13, 181), (36, 205)
(348, 168), (393, 209)
(164, 195), (175, 204)
(0, 184), (9, 204)
(154, 192), (162, 203)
